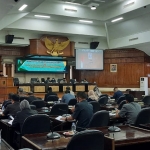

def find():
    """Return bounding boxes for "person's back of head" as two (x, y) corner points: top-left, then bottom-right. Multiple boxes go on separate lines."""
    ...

(18, 88), (23, 93)
(47, 87), (52, 92)
(11, 94), (20, 102)
(125, 94), (134, 103)
(76, 91), (87, 100)
(88, 90), (95, 96)
(8, 93), (14, 100)
(114, 87), (118, 92)
(66, 86), (71, 91)
(20, 100), (30, 110)
(65, 90), (70, 94)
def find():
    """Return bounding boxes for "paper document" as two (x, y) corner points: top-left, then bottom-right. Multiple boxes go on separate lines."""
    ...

(8, 120), (13, 125)
(55, 116), (63, 121)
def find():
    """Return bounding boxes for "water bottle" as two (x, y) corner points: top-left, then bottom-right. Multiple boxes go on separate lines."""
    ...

(71, 122), (76, 133)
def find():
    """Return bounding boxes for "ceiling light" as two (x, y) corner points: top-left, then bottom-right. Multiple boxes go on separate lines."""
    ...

(126, 0), (135, 5)
(64, 6), (77, 12)
(18, 4), (28, 11)
(79, 20), (93, 23)
(34, 15), (50, 18)
(111, 17), (123, 22)
(91, 6), (96, 10)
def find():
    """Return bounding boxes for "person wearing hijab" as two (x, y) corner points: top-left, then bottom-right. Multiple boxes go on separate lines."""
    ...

(93, 86), (102, 98)
(12, 100), (37, 131)
(87, 90), (98, 102)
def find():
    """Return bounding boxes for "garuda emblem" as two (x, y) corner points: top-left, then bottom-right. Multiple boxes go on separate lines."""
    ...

(44, 37), (70, 56)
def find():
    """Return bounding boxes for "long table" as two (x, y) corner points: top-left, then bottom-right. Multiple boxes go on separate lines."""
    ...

(21, 125), (150, 150)
(19, 83), (96, 93)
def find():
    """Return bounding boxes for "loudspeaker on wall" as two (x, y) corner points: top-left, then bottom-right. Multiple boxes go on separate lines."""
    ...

(5, 35), (14, 44)
(90, 42), (99, 49)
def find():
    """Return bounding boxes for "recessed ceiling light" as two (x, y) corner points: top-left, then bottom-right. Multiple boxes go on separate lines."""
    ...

(79, 20), (93, 23)
(126, 0), (135, 5)
(34, 15), (50, 18)
(111, 17), (123, 22)
(64, 6), (77, 12)
(91, 6), (96, 10)
(18, 4), (28, 11)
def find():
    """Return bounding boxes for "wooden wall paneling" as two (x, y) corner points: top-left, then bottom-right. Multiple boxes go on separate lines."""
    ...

(144, 63), (150, 87)
(5, 64), (12, 77)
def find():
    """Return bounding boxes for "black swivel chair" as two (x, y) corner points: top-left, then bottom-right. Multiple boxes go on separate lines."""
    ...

(134, 108), (150, 127)
(66, 130), (104, 150)
(68, 98), (77, 106)
(89, 101), (101, 113)
(31, 100), (46, 109)
(41, 78), (45, 83)
(14, 114), (50, 148)
(118, 100), (126, 110)
(99, 94), (108, 98)
(88, 110), (109, 128)
(46, 95), (59, 102)
(30, 105), (36, 110)
(57, 79), (62, 83)
(30, 78), (38, 83)
(117, 96), (126, 105)
(50, 103), (68, 115)
(142, 95), (150, 105)
(98, 96), (108, 106)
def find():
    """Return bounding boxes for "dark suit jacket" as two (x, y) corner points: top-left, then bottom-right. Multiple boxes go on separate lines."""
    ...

(27, 96), (37, 104)
(44, 92), (57, 101)
(3, 102), (20, 117)
(12, 108), (38, 131)
(2, 100), (12, 109)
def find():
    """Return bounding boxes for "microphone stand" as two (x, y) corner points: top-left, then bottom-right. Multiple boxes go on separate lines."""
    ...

(47, 121), (62, 140)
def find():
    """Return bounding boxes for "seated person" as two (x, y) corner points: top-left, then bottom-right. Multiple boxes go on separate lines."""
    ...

(81, 78), (88, 83)
(18, 88), (26, 97)
(62, 90), (75, 104)
(66, 86), (74, 96)
(87, 90), (98, 102)
(116, 94), (141, 124)
(93, 86), (102, 98)
(27, 91), (37, 104)
(36, 77), (40, 83)
(2, 94), (20, 117)
(51, 78), (56, 83)
(61, 92), (93, 130)
(12, 100), (38, 131)
(2, 93), (14, 110)
(45, 77), (51, 83)
(111, 87), (123, 102)
(44, 87), (57, 102)
(60, 78), (67, 83)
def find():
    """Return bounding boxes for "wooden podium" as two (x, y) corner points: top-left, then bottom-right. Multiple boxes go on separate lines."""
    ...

(0, 77), (17, 103)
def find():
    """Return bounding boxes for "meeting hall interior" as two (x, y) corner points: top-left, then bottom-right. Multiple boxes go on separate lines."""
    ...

(1, 0), (150, 149)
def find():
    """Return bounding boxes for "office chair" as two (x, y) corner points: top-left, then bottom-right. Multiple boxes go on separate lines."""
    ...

(88, 110), (109, 128)
(46, 95), (59, 102)
(30, 78), (38, 83)
(57, 79), (62, 83)
(66, 130), (104, 150)
(13, 78), (19, 86)
(98, 96), (108, 106)
(117, 96), (126, 105)
(134, 108), (150, 127)
(89, 101), (101, 113)
(14, 114), (50, 149)
(50, 103), (68, 115)
(30, 104), (36, 110)
(31, 100), (46, 109)
(68, 98), (77, 106)
(99, 94), (108, 98)
(118, 100), (126, 110)
(41, 78), (45, 83)
(142, 95), (150, 105)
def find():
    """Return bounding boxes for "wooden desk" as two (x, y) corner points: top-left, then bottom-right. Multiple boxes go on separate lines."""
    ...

(21, 125), (150, 150)
(139, 123), (150, 130)
(129, 91), (145, 100)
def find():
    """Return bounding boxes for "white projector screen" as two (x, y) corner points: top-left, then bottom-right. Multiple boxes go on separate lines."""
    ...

(76, 49), (104, 70)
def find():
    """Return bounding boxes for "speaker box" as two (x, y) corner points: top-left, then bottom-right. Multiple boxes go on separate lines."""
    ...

(5, 35), (14, 44)
(90, 42), (99, 49)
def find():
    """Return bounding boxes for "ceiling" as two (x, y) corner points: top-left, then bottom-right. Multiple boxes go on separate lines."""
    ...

(0, 0), (150, 55)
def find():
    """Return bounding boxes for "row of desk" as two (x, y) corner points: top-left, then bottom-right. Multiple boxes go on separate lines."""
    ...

(19, 83), (96, 93)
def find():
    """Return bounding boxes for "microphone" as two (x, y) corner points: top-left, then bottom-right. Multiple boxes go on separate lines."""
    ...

(47, 120), (66, 140)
